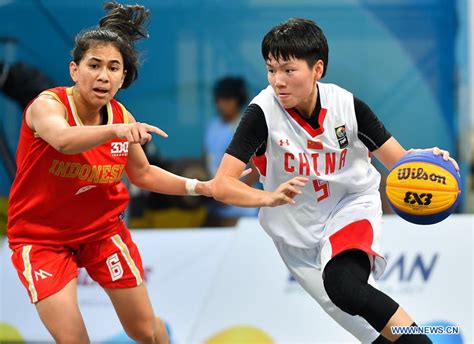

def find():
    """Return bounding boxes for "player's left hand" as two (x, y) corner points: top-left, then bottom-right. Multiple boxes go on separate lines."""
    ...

(407, 147), (459, 171)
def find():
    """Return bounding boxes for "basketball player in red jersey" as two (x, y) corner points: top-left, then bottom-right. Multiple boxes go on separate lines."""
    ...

(212, 19), (459, 343)
(6, 3), (215, 344)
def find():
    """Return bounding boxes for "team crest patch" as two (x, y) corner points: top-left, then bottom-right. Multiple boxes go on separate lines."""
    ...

(335, 125), (348, 148)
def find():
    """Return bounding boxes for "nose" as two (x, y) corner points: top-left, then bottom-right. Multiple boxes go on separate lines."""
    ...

(274, 72), (286, 88)
(97, 67), (109, 83)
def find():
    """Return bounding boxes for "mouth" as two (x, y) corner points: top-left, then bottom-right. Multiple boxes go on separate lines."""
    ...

(93, 87), (109, 97)
(278, 93), (290, 99)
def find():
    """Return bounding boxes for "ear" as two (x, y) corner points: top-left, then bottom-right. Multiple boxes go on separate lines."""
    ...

(69, 61), (79, 83)
(313, 60), (324, 81)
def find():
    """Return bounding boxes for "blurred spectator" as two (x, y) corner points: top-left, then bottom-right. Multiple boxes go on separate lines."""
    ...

(0, 61), (55, 235)
(204, 76), (259, 226)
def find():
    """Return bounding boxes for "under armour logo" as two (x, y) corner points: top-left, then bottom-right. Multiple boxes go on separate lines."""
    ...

(34, 269), (53, 281)
(279, 139), (290, 146)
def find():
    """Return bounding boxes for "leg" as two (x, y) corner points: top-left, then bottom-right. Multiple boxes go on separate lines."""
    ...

(10, 244), (85, 343)
(291, 264), (381, 343)
(105, 284), (169, 344)
(79, 225), (168, 344)
(274, 241), (381, 343)
(323, 250), (431, 343)
(35, 278), (90, 344)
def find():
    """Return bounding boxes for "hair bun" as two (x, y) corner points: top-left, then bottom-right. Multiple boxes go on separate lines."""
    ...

(99, 2), (150, 45)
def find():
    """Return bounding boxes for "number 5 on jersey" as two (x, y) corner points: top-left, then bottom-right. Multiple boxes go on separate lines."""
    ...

(312, 179), (330, 202)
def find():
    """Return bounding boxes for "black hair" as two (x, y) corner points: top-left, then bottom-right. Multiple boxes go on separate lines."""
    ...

(71, 2), (150, 88)
(262, 18), (329, 77)
(213, 76), (248, 107)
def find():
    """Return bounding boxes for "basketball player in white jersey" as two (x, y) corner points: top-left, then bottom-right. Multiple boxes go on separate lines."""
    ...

(212, 18), (458, 343)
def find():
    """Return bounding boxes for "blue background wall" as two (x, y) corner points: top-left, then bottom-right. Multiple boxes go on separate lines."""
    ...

(0, 0), (463, 198)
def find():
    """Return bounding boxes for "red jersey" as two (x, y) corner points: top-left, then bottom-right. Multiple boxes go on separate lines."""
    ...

(8, 87), (131, 247)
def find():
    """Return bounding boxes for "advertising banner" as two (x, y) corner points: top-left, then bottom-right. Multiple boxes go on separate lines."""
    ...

(1, 216), (472, 343)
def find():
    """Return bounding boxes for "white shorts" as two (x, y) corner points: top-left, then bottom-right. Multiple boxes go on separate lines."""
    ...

(274, 240), (381, 343)
(320, 191), (386, 279)
(272, 192), (387, 343)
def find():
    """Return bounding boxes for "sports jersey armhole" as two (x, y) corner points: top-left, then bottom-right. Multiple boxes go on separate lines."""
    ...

(117, 102), (130, 124)
(29, 90), (68, 137)
(350, 94), (358, 135)
(38, 91), (68, 121)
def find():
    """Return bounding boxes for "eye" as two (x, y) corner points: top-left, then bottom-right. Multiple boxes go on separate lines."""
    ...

(267, 68), (275, 74)
(286, 69), (294, 74)
(89, 64), (99, 69)
(110, 66), (120, 72)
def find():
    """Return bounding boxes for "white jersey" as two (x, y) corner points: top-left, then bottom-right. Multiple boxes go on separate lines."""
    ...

(253, 82), (381, 248)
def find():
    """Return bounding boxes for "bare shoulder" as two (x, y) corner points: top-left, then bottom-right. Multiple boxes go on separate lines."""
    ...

(26, 95), (67, 130)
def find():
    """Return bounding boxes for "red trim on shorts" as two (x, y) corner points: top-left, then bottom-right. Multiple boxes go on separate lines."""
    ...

(328, 219), (381, 258)
(252, 154), (267, 177)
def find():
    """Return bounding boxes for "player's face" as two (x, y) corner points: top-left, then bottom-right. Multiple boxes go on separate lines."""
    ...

(266, 55), (323, 116)
(69, 43), (126, 109)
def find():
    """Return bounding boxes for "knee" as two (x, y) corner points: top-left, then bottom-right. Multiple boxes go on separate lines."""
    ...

(126, 329), (155, 344)
(323, 263), (368, 316)
(123, 315), (156, 343)
(55, 330), (89, 344)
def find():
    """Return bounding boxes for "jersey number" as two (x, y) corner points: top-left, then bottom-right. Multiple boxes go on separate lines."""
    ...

(106, 253), (124, 281)
(312, 179), (330, 202)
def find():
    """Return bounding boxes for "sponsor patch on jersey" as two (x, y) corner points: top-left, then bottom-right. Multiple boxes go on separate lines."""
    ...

(111, 142), (129, 157)
(335, 125), (348, 148)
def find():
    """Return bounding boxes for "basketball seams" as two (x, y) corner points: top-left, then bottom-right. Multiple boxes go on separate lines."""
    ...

(385, 184), (459, 193)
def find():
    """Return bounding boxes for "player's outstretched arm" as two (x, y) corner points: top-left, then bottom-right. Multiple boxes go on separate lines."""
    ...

(27, 95), (167, 155)
(212, 153), (307, 207)
(125, 141), (213, 196)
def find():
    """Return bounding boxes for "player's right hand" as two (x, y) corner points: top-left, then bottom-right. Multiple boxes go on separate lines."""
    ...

(264, 176), (308, 207)
(115, 122), (168, 145)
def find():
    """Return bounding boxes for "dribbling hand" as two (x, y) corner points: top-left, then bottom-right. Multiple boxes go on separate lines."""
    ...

(115, 122), (168, 145)
(407, 147), (459, 171)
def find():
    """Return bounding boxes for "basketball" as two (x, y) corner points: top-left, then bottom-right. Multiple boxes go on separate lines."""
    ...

(385, 151), (461, 225)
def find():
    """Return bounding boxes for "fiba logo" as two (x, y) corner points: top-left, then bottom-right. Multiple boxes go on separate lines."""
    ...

(111, 142), (129, 156)
(335, 126), (346, 138)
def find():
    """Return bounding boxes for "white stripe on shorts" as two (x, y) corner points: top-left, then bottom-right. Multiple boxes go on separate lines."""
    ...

(111, 234), (143, 286)
(22, 245), (38, 303)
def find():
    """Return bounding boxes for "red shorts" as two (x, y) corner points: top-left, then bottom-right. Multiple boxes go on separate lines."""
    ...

(10, 223), (144, 303)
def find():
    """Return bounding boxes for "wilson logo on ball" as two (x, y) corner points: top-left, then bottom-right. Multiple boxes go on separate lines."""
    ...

(397, 167), (446, 185)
